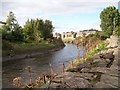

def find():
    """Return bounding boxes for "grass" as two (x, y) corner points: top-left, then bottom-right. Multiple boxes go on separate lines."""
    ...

(85, 41), (108, 60)
(66, 41), (109, 69)
(2, 39), (65, 57)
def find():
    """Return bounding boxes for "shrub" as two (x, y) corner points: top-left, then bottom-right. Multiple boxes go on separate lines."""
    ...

(86, 41), (108, 60)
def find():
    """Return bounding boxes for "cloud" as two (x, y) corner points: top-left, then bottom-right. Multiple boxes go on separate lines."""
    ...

(1, 0), (119, 32)
(2, 0), (118, 16)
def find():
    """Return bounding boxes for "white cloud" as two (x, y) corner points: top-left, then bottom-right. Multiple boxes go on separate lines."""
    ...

(2, 0), (118, 16)
(1, 0), (119, 32)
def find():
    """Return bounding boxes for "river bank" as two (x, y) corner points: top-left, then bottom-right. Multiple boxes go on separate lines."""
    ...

(2, 39), (65, 62)
(3, 44), (80, 88)
(2, 46), (64, 62)
(41, 36), (119, 88)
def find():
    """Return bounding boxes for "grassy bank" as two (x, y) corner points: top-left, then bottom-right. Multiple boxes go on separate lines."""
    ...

(85, 41), (108, 60)
(2, 38), (65, 57)
(66, 40), (109, 69)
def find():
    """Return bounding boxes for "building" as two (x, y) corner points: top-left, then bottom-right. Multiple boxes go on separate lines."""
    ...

(62, 31), (76, 39)
(61, 29), (97, 40)
(76, 29), (97, 37)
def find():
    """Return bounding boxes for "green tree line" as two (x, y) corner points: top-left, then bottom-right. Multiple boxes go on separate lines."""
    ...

(1, 11), (54, 42)
(100, 6), (120, 37)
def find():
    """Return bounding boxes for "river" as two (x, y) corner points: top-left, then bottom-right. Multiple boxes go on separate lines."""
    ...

(2, 44), (85, 88)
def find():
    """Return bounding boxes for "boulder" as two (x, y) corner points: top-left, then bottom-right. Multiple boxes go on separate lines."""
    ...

(89, 66), (118, 77)
(65, 67), (80, 72)
(112, 48), (119, 65)
(89, 67), (109, 74)
(112, 59), (118, 66)
(64, 77), (92, 88)
(48, 83), (62, 88)
(105, 59), (111, 63)
(66, 63), (91, 72)
(100, 74), (119, 87)
(80, 68), (91, 73)
(48, 73), (92, 88)
(89, 54), (101, 61)
(113, 48), (119, 57)
(72, 72), (94, 81)
(76, 62), (91, 67)
(99, 51), (114, 60)
(107, 36), (119, 48)
(55, 72), (74, 81)
(94, 81), (118, 88)
(107, 48), (114, 53)
(108, 65), (119, 77)
(91, 59), (108, 67)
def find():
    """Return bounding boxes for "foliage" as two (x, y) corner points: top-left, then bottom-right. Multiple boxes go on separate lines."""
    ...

(94, 31), (107, 40)
(93, 41), (108, 53)
(86, 34), (101, 52)
(100, 6), (120, 37)
(43, 20), (53, 40)
(70, 34), (105, 67)
(1, 11), (24, 41)
(113, 26), (120, 36)
(74, 33), (103, 62)
(1, 11), (54, 43)
(23, 19), (54, 42)
(34, 19), (43, 42)
(86, 41), (108, 60)
(12, 23), (24, 41)
(2, 11), (65, 57)
(74, 33), (87, 60)
(23, 19), (35, 41)
(2, 38), (65, 56)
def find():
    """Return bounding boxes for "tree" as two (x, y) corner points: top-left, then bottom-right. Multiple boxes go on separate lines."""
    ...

(23, 19), (54, 41)
(34, 19), (43, 42)
(23, 19), (35, 41)
(113, 9), (120, 36)
(12, 23), (24, 41)
(43, 20), (53, 40)
(2, 11), (24, 41)
(2, 11), (17, 40)
(6, 11), (17, 32)
(100, 6), (120, 37)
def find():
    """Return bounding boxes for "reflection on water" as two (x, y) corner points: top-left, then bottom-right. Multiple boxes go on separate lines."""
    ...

(2, 44), (84, 88)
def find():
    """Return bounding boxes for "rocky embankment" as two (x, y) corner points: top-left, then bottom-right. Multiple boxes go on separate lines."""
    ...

(43, 36), (119, 88)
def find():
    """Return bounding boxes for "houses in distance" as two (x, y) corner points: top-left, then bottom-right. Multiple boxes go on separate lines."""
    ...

(53, 29), (99, 40)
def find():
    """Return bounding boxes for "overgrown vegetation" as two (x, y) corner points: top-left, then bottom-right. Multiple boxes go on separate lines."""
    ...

(1, 11), (65, 57)
(2, 38), (65, 57)
(72, 6), (119, 65)
(72, 32), (109, 66)
(85, 41), (108, 60)
(1, 11), (54, 42)
(3, 6), (119, 89)
(100, 6), (120, 37)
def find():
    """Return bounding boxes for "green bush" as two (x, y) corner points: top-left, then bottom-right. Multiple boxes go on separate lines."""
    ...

(86, 41), (108, 60)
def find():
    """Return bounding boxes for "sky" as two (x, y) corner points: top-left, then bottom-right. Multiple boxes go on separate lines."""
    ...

(0, 0), (119, 33)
